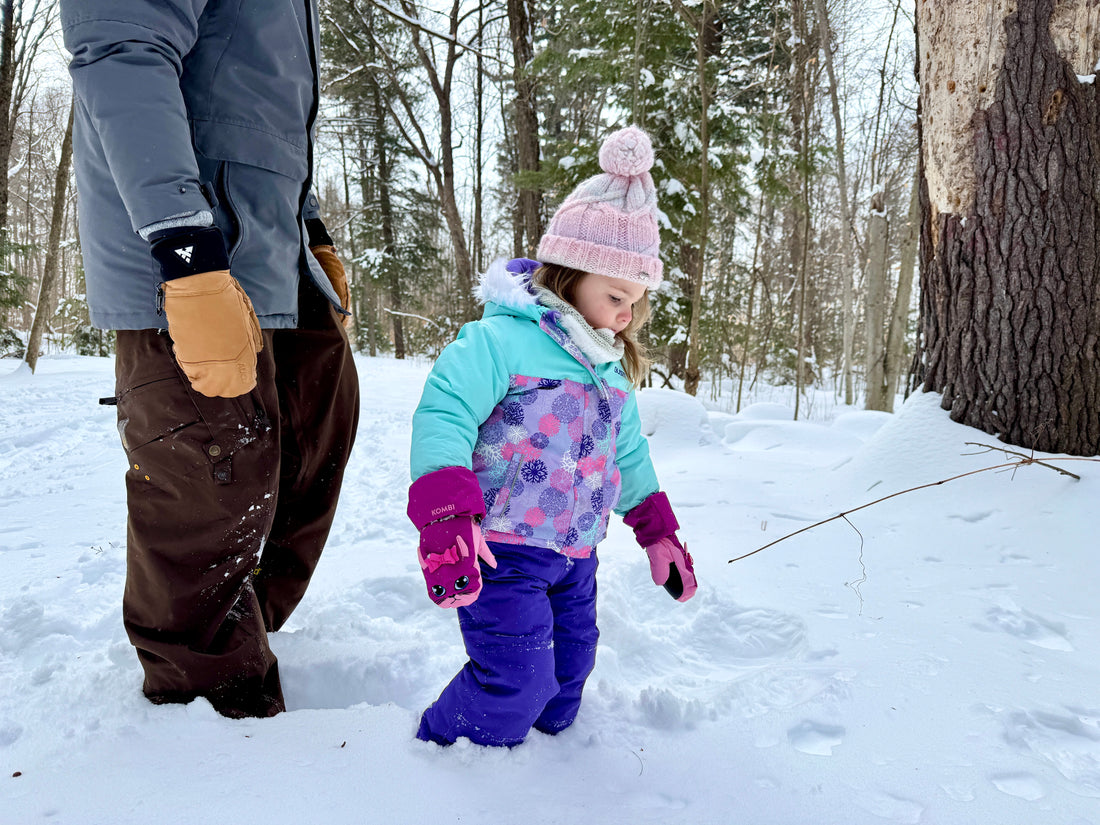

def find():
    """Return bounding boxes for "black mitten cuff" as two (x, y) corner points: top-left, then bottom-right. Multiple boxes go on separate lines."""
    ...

(149, 226), (231, 281)
(305, 217), (334, 248)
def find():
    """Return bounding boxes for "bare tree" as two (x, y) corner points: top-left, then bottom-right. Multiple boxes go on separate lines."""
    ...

(360, 0), (491, 321)
(24, 98), (72, 372)
(862, 189), (888, 408)
(813, 0), (857, 406)
(0, 0), (56, 237)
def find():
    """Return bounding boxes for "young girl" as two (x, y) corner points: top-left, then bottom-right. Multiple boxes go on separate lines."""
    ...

(407, 126), (697, 748)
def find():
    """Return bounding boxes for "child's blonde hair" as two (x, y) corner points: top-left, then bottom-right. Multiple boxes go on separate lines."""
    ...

(533, 263), (651, 387)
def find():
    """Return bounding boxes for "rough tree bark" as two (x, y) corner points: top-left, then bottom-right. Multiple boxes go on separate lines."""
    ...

(917, 0), (1100, 455)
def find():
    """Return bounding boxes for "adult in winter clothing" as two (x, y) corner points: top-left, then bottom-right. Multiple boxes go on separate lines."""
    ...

(61, 0), (360, 718)
(407, 126), (698, 747)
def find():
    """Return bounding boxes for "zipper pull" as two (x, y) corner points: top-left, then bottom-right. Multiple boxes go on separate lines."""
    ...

(155, 284), (165, 316)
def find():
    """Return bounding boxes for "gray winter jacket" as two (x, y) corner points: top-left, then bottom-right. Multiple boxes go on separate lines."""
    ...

(61, 0), (341, 330)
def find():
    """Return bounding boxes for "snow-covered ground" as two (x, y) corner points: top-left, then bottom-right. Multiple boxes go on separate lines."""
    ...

(1, 354), (1098, 824)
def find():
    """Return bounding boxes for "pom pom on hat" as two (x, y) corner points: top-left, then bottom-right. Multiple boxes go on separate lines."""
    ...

(598, 126), (655, 177)
(537, 126), (663, 289)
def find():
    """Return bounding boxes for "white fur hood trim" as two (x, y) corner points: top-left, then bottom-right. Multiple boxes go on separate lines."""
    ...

(474, 258), (539, 309)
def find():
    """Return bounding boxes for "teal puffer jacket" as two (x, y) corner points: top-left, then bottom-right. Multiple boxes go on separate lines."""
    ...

(411, 259), (660, 558)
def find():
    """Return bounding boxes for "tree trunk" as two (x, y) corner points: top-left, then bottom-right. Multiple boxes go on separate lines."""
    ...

(863, 191), (889, 410)
(355, 112), (379, 358)
(0, 0), (16, 237)
(474, 2), (485, 274)
(508, 0), (541, 254)
(375, 98), (404, 359)
(337, 131), (363, 353)
(24, 100), (74, 372)
(917, 0), (1100, 455)
(883, 171), (920, 411)
(789, 0), (815, 418)
(683, 2), (714, 397)
(813, 0), (856, 406)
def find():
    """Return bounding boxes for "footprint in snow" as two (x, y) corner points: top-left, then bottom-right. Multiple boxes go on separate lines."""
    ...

(787, 719), (844, 755)
(686, 604), (806, 664)
(989, 772), (1046, 801)
(979, 605), (1074, 651)
(851, 789), (924, 824)
(1002, 708), (1100, 798)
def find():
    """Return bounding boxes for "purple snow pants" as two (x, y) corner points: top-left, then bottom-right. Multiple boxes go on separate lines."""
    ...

(417, 542), (599, 747)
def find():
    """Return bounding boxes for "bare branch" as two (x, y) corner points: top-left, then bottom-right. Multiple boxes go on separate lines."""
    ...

(730, 447), (1090, 563)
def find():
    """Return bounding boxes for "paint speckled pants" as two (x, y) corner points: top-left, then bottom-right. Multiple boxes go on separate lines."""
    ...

(114, 276), (359, 718)
(417, 542), (599, 747)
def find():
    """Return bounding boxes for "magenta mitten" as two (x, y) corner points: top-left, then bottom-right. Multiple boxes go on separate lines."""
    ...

(624, 491), (698, 602)
(408, 467), (497, 608)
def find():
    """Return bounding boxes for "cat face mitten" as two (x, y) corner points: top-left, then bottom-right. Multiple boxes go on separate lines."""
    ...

(417, 517), (496, 607)
(408, 466), (498, 608)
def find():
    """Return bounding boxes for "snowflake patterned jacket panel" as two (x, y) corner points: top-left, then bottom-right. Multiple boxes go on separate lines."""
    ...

(474, 373), (629, 557)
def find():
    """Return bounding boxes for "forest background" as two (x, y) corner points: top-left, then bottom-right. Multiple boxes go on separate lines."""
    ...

(0, 0), (921, 415)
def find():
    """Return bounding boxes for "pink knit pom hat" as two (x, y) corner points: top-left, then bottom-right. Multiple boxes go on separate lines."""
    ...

(537, 126), (663, 288)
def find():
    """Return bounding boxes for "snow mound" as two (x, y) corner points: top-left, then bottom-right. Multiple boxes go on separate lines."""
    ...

(835, 391), (1016, 491)
(635, 388), (712, 447)
(829, 409), (892, 440)
(734, 402), (793, 420)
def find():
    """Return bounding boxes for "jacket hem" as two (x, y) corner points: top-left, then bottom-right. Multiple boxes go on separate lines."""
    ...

(88, 310), (299, 331)
(483, 530), (595, 559)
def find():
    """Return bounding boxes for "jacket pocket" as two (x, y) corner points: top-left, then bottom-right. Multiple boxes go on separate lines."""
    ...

(487, 456), (523, 520)
(211, 160), (244, 262)
(116, 367), (263, 483)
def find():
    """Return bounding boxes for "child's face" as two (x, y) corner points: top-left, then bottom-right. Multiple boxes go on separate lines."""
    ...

(572, 273), (647, 334)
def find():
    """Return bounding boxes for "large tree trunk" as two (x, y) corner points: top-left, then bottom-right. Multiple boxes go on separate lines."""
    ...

(917, 0), (1100, 455)
(24, 101), (74, 372)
